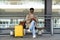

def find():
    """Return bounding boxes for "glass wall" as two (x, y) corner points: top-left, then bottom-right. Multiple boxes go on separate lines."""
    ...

(52, 0), (60, 28)
(52, 0), (60, 34)
(0, 0), (45, 29)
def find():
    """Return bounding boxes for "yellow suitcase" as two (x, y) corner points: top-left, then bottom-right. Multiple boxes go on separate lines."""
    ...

(14, 25), (24, 37)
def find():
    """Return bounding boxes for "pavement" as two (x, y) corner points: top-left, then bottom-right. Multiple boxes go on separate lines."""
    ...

(0, 34), (60, 40)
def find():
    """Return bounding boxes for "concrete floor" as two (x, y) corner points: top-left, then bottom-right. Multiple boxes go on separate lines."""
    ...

(0, 34), (60, 40)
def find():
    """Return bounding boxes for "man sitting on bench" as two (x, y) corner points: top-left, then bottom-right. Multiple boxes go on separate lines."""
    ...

(25, 8), (37, 38)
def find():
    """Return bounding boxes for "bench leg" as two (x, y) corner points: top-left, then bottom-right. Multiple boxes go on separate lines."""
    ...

(41, 29), (44, 33)
(10, 30), (13, 36)
(38, 29), (44, 35)
(38, 30), (42, 35)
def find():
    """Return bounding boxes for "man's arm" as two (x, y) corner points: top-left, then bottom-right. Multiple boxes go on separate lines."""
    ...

(33, 15), (38, 22)
(25, 15), (28, 21)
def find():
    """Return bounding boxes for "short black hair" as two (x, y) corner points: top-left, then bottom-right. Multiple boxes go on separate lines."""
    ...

(30, 8), (34, 10)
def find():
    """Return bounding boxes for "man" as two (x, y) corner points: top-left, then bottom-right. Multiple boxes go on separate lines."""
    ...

(25, 8), (37, 38)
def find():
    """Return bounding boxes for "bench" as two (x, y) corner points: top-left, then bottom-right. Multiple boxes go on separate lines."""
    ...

(10, 21), (45, 36)
(24, 23), (45, 35)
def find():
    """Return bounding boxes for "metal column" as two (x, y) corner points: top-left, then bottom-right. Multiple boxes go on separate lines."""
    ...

(45, 0), (52, 35)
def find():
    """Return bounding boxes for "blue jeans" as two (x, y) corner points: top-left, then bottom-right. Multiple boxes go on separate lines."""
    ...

(29, 20), (36, 36)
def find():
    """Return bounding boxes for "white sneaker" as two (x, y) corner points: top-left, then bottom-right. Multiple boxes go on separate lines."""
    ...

(33, 35), (36, 38)
(27, 29), (31, 32)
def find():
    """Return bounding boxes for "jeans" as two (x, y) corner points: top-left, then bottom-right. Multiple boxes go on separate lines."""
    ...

(29, 20), (36, 36)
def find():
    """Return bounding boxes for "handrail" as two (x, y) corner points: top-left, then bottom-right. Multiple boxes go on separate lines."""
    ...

(0, 15), (60, 17)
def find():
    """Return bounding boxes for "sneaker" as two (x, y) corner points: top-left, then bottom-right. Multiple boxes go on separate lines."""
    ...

(27, 29), (31, 32)
(33, 35), (36, 38)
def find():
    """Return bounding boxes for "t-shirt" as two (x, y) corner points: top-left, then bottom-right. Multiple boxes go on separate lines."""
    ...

(26, 13), (35, 24)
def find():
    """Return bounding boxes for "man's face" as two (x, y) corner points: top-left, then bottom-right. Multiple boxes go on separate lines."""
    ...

(30, 10), (34, 13)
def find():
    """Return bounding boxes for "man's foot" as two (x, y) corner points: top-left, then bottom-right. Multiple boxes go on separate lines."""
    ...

(27, 29), (31, 32)
(33, 35), (36, 38)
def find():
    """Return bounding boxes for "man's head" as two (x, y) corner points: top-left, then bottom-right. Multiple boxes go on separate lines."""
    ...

(30, 8), (34, 13)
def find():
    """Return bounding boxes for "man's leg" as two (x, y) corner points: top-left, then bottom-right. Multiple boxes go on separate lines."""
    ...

(28, 20), (36, 38)
(32, 25), (36, 38)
